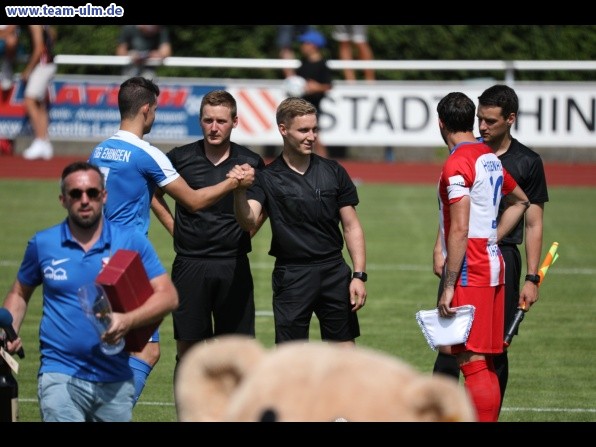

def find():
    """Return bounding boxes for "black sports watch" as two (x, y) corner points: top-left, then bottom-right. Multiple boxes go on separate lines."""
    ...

(352, 272), (368, 282)
(525, 274), (540, 285)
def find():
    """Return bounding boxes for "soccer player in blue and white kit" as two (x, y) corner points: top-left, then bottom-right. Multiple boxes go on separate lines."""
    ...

(89, 77), (252, 405)
(1, 161), (178, 421)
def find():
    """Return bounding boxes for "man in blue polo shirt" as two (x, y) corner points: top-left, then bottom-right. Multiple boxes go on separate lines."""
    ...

(1, 161), (178, 421)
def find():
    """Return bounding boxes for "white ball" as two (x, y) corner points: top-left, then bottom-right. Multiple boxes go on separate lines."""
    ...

(283, 75), (306, 97)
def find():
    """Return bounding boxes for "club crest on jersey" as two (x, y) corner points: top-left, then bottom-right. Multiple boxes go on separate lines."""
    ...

(448, 175), (465, 187)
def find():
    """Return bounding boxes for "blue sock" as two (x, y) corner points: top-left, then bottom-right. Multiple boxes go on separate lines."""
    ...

(129, 355), (153, 406)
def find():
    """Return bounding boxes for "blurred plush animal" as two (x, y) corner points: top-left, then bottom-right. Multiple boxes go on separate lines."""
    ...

(174, 335), (476, 422)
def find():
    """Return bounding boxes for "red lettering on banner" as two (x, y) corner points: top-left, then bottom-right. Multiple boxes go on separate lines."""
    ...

(0, 87), (26, 117)
(40, 83), (188, 108)
(159, 88), (188, 107)
(53, 84), (120, 106)
(54, 85), (84, 105)
(107, 87), (119, 106)
(86, 86), (110, 105)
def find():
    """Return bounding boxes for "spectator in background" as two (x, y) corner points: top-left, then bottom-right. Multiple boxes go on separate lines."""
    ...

(21, 25), (56, 161)
(295, 29), (332, 158)
(116, 25), (171, 79)
(276, 25), (312, 78)
(0, 25), (19, 91)
(332, 25), (375, 82)
(0, 25), (19, 156)
(264, 26), (315, 158)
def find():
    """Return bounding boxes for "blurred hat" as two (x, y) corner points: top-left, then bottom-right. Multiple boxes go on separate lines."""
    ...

(297, 30), (326, 48)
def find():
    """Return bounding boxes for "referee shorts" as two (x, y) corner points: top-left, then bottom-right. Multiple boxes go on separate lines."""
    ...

(172, 254), (255, 342)
(272, 257), (360, 343)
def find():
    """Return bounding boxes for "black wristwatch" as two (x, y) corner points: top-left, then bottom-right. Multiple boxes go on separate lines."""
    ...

(525, 274), (540, 285)
(352, 272), (368, 282)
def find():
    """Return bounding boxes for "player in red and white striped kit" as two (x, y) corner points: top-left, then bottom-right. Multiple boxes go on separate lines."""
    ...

(434, 92), (529, 422)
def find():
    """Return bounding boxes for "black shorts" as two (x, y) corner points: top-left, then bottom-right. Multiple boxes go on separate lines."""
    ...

(171, 254), (255, 341)
(499, 244), (522, 333)
(272, 257), (360, 343)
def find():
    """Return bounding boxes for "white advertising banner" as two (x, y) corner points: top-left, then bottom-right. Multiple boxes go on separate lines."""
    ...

(320, 81), (596, 149)
(1, 77), (594, 148)
(230, 81), (596, 148)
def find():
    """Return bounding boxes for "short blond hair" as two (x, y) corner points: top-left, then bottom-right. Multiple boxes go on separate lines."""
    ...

(276, 97), (317, 126)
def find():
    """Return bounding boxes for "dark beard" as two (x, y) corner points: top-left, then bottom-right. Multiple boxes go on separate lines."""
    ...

(71, 211), (101, 229)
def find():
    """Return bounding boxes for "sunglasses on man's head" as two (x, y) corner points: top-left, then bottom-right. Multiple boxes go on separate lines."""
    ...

(67, 188), (102, 200)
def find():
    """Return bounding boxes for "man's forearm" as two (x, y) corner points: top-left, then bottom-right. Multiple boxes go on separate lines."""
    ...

(498, 200), (530, 242)
(233, 190), (258, 232)
(524, 205), (544, 274)
(445, 232), (467, 287)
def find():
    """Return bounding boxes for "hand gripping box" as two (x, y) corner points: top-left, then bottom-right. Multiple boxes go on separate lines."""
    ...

(95, 249), (161, 352)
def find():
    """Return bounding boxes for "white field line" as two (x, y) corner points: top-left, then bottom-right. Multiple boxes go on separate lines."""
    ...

(2, 257), (590, 320)
(2, 260), (591, 317)
(2, 259), (594, 275)
(250, 262), (596, 275)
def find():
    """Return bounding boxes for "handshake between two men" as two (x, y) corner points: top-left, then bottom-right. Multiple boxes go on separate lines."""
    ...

(227, 164), (256, 189)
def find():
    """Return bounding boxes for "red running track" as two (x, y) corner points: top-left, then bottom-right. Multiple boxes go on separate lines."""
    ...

(0, 155), (595, 186)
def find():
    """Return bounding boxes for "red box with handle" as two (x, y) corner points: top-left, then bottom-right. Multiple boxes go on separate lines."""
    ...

(95, 249), (160, 352)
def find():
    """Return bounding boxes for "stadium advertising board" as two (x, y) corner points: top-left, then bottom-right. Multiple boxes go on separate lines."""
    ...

(1, 77), (594, 147)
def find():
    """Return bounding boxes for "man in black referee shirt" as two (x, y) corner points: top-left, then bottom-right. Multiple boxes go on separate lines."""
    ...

(233, 97), (367, 347)
(153, 90), (265, 375)
(432, 84), (549, 413)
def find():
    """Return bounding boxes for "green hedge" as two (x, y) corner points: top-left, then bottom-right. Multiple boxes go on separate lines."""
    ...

(21, 25), (596, 81)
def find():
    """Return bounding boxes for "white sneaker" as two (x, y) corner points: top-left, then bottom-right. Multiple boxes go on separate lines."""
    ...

(0, 59), (13, 91)
(22, 139), (53, 160)
(0, 77), (12, 91)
